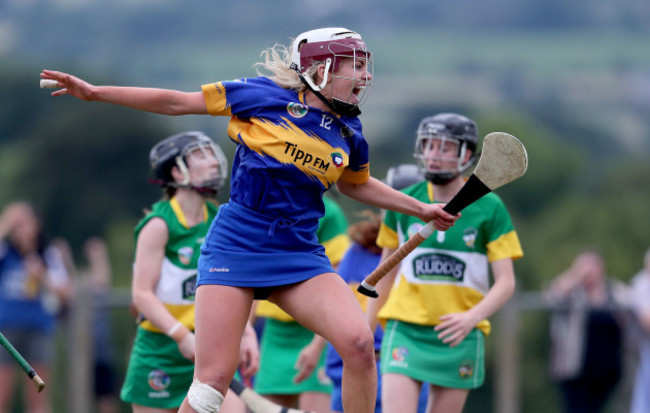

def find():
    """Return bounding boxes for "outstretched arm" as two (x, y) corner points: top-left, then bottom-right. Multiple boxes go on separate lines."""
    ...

(336, 177), (458, 231)
(40, 69), (208, 115)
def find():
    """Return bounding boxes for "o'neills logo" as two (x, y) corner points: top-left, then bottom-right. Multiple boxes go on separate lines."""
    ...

(412, 253), (465, 282)
(287, 102), (308, 118)
(331, 152), (344, 168)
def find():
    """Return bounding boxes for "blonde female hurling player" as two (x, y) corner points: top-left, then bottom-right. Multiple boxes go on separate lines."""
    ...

(40, 28), (458, 413)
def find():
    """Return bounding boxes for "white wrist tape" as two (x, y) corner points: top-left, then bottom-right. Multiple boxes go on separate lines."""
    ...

(188, 379), (224, 413)
(167, 322), (183, 337)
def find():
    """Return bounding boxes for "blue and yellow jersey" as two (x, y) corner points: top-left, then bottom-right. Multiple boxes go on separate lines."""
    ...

(201, 77), (369, 221)
(376, 181), (523, 335)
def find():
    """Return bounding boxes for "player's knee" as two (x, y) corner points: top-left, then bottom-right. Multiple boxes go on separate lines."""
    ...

(187, 379), (225, 413)
(340, 328), (375, 368)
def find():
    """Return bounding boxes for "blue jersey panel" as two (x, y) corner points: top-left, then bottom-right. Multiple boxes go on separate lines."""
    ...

(204, 77), (369, 222)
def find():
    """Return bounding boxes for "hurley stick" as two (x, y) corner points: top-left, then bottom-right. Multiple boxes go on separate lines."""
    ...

(0, 331), (46, 392)
(358, 132), (528, 297)
(229, 378), (313, 413)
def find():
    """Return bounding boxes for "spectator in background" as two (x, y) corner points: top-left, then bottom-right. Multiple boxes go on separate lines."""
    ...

(546, 249), (627, 413)
(252, 194), (350, 412)
(84, 237), (120, 413)
(0, 201), (72, 413)
(52, 236), (120, 413)
(629, 249), (650, 413)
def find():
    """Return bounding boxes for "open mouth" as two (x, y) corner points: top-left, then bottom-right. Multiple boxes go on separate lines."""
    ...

(350, 86), (364, 102)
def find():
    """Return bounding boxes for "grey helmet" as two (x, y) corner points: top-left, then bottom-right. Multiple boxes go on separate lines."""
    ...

(385, 164), (424, 190)
(413, 113), (478, 184)
(149, 131), (228, 196)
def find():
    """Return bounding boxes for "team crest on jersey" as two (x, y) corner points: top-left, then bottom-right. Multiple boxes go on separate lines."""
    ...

(178, 246), (194, 265)
(463, 228), (478, 248)
(148, 369), (170, 391)
(340, 126), (355, 138)
(331, 152), (344, 168)
(287, 102), (308, 118)
(458, 360), (475, 378)
(412, 252), (466, 282)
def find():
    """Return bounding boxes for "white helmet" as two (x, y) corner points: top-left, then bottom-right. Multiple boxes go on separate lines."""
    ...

(290, 27), (373, 116)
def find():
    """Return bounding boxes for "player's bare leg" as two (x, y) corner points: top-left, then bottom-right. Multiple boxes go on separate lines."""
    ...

(381, 373), (422, 413)
(299, 391), (330, 412)
(178, 285), (254, 413)
(132, 405), (176, 412)
(0, 366), (16, 412)
(426, 385), (468, 413)
(271, 273), (377, 413)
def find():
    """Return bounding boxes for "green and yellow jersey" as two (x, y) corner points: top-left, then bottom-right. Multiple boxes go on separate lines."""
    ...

(136, 197), (218, 333)
(377, 181), (523, 335)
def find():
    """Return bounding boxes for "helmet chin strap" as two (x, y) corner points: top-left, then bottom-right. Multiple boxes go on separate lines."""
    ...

(290, 63), (361, 117)
(173, 182), (219, 198)
(166, 158), (221, 198)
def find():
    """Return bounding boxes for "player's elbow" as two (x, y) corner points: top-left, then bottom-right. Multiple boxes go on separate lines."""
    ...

(132, 289), (155, 311)
(335, 180), (360, 198)
(501, 273), (516, 299)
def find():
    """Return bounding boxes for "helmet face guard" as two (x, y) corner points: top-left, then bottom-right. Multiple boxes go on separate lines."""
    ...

(177, 140), (228, 194)
(291, 28), (373, 115)
(150, 131), (228, 196)
(413, 114), (478, 184)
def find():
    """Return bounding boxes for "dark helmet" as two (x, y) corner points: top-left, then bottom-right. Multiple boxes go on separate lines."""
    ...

(385, 164), (424, 190)
(149, 131), (228, 195)
(413, 113), (478, 184)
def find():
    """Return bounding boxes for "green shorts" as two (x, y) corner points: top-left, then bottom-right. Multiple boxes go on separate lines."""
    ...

(380, 320), (485, 389)
(120, 327), (194, 408)
(254, 319), (332, 395)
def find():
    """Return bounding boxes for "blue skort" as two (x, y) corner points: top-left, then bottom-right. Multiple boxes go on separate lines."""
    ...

(197, 201), (334, 288)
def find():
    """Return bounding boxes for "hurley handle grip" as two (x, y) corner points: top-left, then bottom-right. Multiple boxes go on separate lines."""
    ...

(357, 222), (435, 297)
(357, 175), (492, 298)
